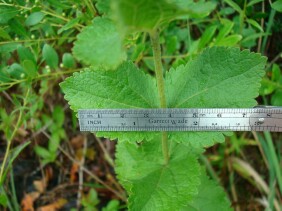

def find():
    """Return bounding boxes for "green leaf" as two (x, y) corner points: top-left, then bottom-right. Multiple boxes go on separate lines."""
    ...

(42, 44), (59, 69)
(168, 0), (217, 18)
(17, 46), (36, 64)
(271, 90), (282, 106)
(215, 34), (242, 46)
(111, 0), (216, 32)
(58, 18), (80, 34)
(271, 63), (280, 81)
(62, 53), (75, 68)
(22, 60), (37, 78)
(0, 27), (11, 40)
(9, 19), (28, 38)
(48, 133), (60, 153)
(7, 63), (25, 79)
(259, 78), (275, 96)
(215, 19), (234, 42)
(0, 190), (8, 207)
(0, 43), (20, 54)
(198, 25), (217, 49)
(247, 0), (264, 7)
(182, 170), (232, 211)
(81, 188), (100, 208)
(96, 0), (111, 15)
(102, 200), (120, 211)
(165, 47), (266, 146)
(0, 6), (18, 24)
(0, 141), (30, 185)
(166, 47), (266, 108)
(62, 47), (266, 147)
(115, 140), (201, 211)
(271, 0), (282, 12)
(246, 19), (264, 32)
(219, 7), (235, 16)
(73, 17), (126, 69)
(34, 146), (52, 160)
(61, 61), (159, 110)
(25, 12), (45, 26)
(224, 0), (242, 13)
(53, 106), (65, 126)
(61, 61), (159, 141)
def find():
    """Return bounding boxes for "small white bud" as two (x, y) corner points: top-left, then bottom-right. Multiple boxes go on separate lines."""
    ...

(31, 34), (35, 39)
(60, 63), (64, 68)
(45, 65), (50, 69)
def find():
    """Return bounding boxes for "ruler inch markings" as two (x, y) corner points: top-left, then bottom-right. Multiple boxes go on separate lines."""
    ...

(78, 108), (282, 132)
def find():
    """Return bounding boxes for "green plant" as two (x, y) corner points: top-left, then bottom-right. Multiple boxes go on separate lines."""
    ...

(60, 1), (268, 210)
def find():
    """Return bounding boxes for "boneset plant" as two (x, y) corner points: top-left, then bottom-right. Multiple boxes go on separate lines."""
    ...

(61, 1), (267, 210)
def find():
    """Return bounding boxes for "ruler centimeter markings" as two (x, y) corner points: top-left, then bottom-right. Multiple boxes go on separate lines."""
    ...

(78, 108), (282, 132)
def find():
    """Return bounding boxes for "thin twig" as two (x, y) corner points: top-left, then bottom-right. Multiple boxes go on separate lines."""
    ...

(257, 1), (265, 53)
(58, 145), (126, 201)
(94, 135), (114, 167)
(77, 135), (87, 209)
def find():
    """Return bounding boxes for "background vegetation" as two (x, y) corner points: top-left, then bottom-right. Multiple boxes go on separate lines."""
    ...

(0, 0), (281, 210)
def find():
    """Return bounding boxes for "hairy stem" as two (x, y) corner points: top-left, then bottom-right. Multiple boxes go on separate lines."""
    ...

(150, 30), (169, 165)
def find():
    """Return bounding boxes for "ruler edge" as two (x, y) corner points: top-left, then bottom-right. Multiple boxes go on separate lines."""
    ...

(77, 108), (282, 132)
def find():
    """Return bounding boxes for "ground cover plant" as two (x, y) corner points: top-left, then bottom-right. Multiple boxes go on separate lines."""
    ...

(0, 0), (282, 210)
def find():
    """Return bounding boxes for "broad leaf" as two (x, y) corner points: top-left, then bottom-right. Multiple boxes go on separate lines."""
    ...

(183, 170), (232, 211)
(60, 61), (160, 141)
(73, 17), (126, 69)
(111, 0), (215, 32)
(166, 47), (266, 108)
(115, 139), (201, 211)
(61, 62), (159, 110)
(61, 47), (266, 148)
(166, 47), (266, 146)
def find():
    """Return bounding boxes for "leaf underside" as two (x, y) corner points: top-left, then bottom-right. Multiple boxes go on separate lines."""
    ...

(61, 46), (266, 148)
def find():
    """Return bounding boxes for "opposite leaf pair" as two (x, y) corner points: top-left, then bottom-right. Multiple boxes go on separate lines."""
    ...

(61, 46), (266, 210)
(61, 47), (266, 148)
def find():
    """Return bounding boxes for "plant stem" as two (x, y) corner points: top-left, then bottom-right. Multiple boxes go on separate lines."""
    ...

(0, 88), (30, 183)
(261, 8), (276, 54)
(150, 30), (169, 165)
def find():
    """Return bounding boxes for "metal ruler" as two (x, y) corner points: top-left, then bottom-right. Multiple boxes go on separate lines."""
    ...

(78, 107), (282, 132)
